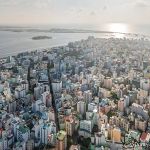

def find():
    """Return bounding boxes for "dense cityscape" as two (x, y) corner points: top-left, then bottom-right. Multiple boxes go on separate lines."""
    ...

(0, 36), (150, 150)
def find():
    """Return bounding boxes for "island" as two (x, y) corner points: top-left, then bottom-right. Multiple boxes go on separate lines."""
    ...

(32, 36), (52, 40)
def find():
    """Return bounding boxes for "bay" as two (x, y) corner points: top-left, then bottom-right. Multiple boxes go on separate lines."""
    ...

(0, 23), (150, 58)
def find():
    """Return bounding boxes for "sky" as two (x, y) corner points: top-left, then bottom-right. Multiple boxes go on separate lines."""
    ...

(0, 0), (150, 26)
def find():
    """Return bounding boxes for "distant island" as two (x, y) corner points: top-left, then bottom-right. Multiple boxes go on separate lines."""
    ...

(0, 26), (147, 37)
(0, 26), (114, 34)
(32, 36), (52, 40)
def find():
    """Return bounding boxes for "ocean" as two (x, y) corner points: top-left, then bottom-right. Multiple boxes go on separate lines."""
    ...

(0, 24), (150, 58)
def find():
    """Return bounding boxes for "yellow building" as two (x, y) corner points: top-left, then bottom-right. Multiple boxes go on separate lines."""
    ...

(111, 127), (121, 142)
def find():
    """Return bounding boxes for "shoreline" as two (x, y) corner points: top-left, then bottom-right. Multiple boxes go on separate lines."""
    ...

(0, 33), (149, 59)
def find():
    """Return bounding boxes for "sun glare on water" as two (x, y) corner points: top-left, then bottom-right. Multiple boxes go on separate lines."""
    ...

(109, 23), (128, 33)
(107, 23), (129, 38)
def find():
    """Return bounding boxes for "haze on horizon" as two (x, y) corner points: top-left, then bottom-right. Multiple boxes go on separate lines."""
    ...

(0, 0), (150, 27)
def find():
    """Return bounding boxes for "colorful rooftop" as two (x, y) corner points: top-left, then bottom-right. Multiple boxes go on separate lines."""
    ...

(18, 125), (30, 133)
(57, 130), (67, 141)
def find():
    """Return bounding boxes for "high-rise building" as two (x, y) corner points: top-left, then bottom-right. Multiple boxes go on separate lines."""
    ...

(31, 123), (40, 140)
(65, 116), (75, 136)
(40, 122), (56, 145)
(17, 125), (30, 142)
(26, 139), (34, 150)
(110, 127), (121, 143)
(49, 108), (55, 121)
(88, 103), (97, 112)
(83, 90), (92, 104)
(137, 89), (148, 105)
(95, 132), (106, 146)
(8, 99), (16, 113)
(131, 103), (149, 120)
(52, 81), (62, 92)
(118, 98), (125, 112)
(0, 139), (3, 150)
(135, 118), (147, 132)
(32, 99), (44, 112)
(21, 81), (29, 93)
(15, 86), (26, 99)
(77, 101), (86, 115)
(79, 120), (92, 138)
(34, 84), (45, 100)
(103, 77), (113, 89)
(140, 78), (150, 91)
(57, 130), (67, 150)
(41, 91), (52, 107)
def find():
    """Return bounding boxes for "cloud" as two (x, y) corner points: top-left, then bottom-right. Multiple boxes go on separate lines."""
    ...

(135, 0), (150, 8)
(0, 0), (52, 9)
(90, 11), (96, 16)
(34, 0), (53, 9)
(77, 8), (83, 14)
(103, 6), (107, 10)
(0, 0), (150, 25)
(0, 0), (20, 6)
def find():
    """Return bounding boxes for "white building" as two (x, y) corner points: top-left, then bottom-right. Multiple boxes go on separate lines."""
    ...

(34, 84), (45, 100)
(52, 81), (62, 92)
(15, 86), (26, 99)
(88, 103), (98, 112)
(11, 117), (20, 140)
(123, 95), (129, 107)
(77, 101), (86, 115)
(95, 132), (106, 146)
(40, 122), (56, 145)
(17, 125), (30, 142)
(32, 99), (47, 112)
(41, 91), (52, 107)
(21, 81), (29, 93)
(83, 90), (92, 104)
(79, 120), (92, 138)
(140, 78), (150, 91)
